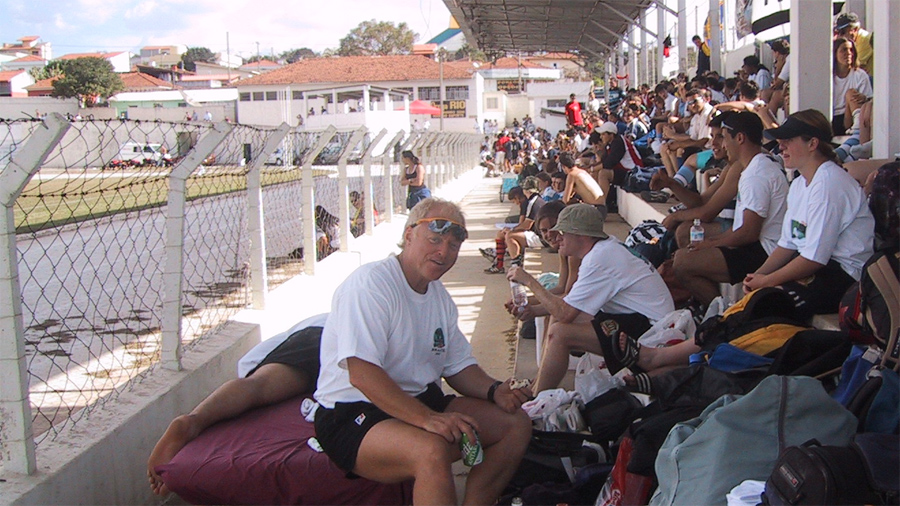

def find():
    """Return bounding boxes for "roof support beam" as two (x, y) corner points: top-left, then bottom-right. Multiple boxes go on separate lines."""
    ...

(589, 19), (639, 50)
(653, 0), (677, 16)
(584, 32), (615, 53)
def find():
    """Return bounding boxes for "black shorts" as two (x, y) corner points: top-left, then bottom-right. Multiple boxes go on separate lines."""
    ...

(246, 326), (323, 383)
(719, 241), (769, 284)
(781, 260), (856, 321)
(592, 310), (652, 343)
(314, 382), (456, 475)
(611, 167), (628, 186)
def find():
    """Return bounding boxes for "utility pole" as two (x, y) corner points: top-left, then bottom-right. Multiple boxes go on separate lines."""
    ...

(438, 48), (445, 132)
(226, 32), (231, 82)
(256, 41), (260, 73)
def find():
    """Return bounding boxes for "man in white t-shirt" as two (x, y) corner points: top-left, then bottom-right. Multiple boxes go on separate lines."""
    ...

(659, 88), (713, 177)
(313, 198), (532, 506)
(673, 111), (788, 307)
(743, 55), (772, 92)
(507, 204), (674, 393)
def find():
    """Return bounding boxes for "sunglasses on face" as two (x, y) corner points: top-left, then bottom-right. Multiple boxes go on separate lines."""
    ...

(414, 218), (468, 241)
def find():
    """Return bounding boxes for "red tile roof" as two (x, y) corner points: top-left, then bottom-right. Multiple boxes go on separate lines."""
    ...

(235, 55), (472, 86)
(530, 52), (580, 60)
(12, 55), (45, 62)
(26, 76), (58, 90)
(483, 57), (545, 70)
(58, 52), (125, 60)
(0, 69), (26, 81)
(239, 59), (281, 70)
(120, 71), (176, 90)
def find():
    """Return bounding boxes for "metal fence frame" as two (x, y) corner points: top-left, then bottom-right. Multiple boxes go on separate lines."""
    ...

(0, 114), (481, 474)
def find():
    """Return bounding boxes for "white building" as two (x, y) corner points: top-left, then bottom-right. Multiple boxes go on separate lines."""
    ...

(57, 51), (132, 73)
(234, 54), (483, 133)
(0, 69), (35, 97)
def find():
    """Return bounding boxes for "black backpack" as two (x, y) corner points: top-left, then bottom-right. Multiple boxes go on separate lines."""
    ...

(762, 434), (899, 505)
(840, 248), (900, 370)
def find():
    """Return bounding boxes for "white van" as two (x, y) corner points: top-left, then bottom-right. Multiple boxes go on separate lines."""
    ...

(118, 142), (168, 164)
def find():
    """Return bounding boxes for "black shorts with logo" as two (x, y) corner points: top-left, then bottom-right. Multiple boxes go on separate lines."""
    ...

(245, 326), (323, 383)
(719, 241), (769, 284)
(314, 382), (456, 475)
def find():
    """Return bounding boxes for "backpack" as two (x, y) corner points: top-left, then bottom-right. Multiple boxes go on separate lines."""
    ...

(624, 220), (667, 248)
(621, 165), (661, 193)
(762, 434), (899, 505)
(840, 248), (900, 369)
(695, 288), (810, 356)
(649, 376), (858, 506)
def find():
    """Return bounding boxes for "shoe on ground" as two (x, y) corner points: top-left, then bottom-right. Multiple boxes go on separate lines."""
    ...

(484, 265), (505, 274)
(479, 247), (497, 261)
(519, 318), (536, 340)
(641, 191), (670, 203)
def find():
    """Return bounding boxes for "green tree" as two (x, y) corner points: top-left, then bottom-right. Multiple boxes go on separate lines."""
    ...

(453, 43), (486, 62)
(337, 20), (417, 56)
(280, 47), (317, 63)
(29, 60), (66, 81)
(50, 57), (123, 107)
(181, 46), (217, 71)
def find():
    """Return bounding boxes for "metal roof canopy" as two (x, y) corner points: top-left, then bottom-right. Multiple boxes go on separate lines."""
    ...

(443, 0), (655, 59)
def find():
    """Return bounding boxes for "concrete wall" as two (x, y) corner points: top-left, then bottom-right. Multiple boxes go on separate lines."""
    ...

(0, 97), (81, 119)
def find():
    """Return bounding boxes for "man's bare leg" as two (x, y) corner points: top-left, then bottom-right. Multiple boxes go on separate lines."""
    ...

(147, 363), (309, 495)
(533, 321), (601, 393)
(672, 247), (732, 306)
(449, 397), (532, 505)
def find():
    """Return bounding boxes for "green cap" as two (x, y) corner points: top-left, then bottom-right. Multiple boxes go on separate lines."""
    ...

(550, 203), (608, 239)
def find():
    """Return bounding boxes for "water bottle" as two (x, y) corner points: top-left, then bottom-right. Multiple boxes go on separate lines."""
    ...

(510, 281), (528, 310)
(511, 497), (524, 506)
(690, 219), (704, 247)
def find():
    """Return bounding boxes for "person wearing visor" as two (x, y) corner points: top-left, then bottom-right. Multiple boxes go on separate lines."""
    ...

(744, 110), (874, 319)
(314, 198), (532, 506)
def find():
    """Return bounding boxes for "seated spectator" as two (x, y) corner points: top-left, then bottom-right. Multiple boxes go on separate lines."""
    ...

(536, 172), (561, 202)
(743, 55), (772, 92)
(659, 89), (714, 177)
(623, 103), (649, 141)
(550, 171), (566, 195)
(651, 112), (738, 248)
(315, 206), (340, 260)
(762, 40), (790, 116)
(834, 11), (874, 76)
(481, 154), (500, 177)
(507, 204), (674, 393)
(673, 111), (789, 308)
(559, 151), (607, 209)
(483, 186), (546, 274)
(745, 109), (875, 318)
(832, 36), (873, 136)
(148, 314), (329, 495)
(314, 198), (532, 505)
(713, 81), (764, 114)
(591, 122), (645, 204)
(350, 191), (381, 237)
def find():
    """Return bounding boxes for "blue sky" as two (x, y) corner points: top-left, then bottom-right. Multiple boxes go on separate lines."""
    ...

(1, 0), (453, 59)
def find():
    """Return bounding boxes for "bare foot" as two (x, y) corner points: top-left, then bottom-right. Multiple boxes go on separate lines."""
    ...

(147, 414), (202, 495)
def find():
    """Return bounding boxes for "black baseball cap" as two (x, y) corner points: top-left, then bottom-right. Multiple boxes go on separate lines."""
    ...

(721, 111), (764, 145)
(765, 116), (833, 142)
(835, 12), (860, 31)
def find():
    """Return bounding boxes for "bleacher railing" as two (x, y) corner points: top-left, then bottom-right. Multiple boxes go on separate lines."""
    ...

(0, 114), (481, 474)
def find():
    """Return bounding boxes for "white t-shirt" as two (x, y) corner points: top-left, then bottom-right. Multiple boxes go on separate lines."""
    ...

(833, 68), (873, 116)
(751, 68), (772, 91)
(314, 256), (477, 408)
(664, 93), (678, 116)
(237, 313), (329, 378)
(563, 238), (674, 322)
(777, 161), (875, 280)
(733, 153), (789, 254)
(689, 102), (714, 147)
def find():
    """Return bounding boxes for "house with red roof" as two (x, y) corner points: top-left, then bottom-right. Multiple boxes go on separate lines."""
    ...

(0, 69), (35, 97)
(238, 59), (282, 74)
(56, 52), (131, 73)
(233, 54), (483, 133)
(0, 36), (52, 60)
(1, 54), (48, 73)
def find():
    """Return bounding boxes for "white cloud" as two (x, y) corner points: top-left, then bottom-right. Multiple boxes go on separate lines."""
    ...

(125, 1), (159, 18)
(54, 13), (71, 30)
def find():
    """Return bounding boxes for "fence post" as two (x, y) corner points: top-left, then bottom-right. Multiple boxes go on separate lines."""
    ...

(420, 133), (438, 191)
(301, 126), (337, 275)
(162, 121), (232, 371)
(360, 129), (387, 236)
(337, 127), (368, 253)
(381, 130), (407, 222)
(0, 114), (70, 475)
(246, 123), (290, 310)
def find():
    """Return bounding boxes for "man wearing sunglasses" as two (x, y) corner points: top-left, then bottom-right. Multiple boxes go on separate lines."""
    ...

(314, 198), (532, 506)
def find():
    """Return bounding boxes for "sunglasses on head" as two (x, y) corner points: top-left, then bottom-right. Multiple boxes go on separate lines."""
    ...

(414, 218), (468, 241)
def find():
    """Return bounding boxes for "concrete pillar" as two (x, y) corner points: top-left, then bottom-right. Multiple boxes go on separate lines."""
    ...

(628, 27), (638, 88)
(657, 0), (666, 81)
(641, 10), (649, 86)
(617, 42), (625, 86)
(871, 0), (900, 158)
(678, 0), (687, 75)
(708, 0), (721, 74)
(789, 0), (832, 116)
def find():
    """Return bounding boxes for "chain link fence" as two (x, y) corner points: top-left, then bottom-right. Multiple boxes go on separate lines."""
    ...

(0, 114), (480, 473)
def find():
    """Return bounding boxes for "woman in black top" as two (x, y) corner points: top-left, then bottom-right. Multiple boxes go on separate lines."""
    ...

(400, 150), (431, 210)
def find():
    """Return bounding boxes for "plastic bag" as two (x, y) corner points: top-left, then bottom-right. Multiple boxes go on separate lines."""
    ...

(575, 353), (624, 402)
(636, 309), (695, 349)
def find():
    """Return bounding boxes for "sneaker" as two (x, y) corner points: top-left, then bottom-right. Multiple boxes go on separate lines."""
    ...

(479, 247), (497, 261)
(484, 265), (504, 274)
(509, 254), (525, 267)
(668, 203), (686, 214)
(641, 190), (670, 203)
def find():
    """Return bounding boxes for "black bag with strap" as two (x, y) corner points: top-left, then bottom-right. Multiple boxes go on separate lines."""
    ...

(762, 434), (899, 505)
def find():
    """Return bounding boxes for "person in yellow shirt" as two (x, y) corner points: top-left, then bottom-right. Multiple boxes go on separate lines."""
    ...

(834, 12), (874, 76)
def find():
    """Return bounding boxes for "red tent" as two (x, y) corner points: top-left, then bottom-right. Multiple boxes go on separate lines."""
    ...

(409, 99), (442, 115)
